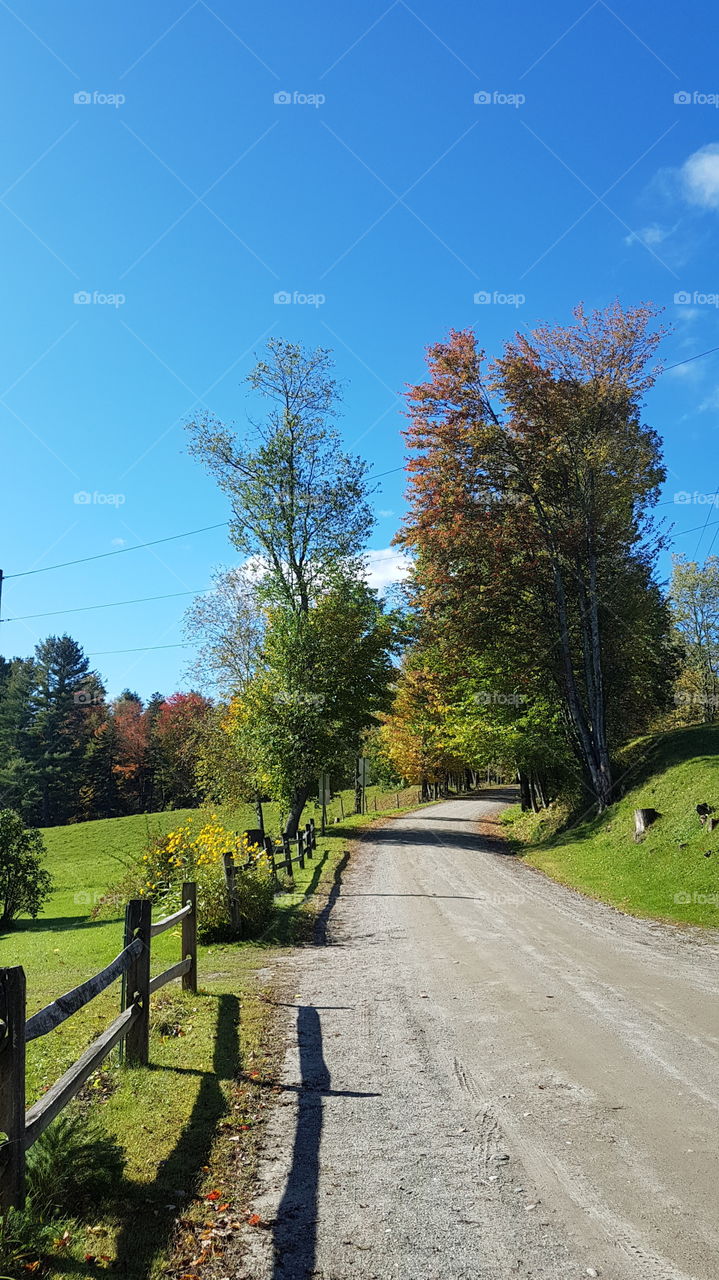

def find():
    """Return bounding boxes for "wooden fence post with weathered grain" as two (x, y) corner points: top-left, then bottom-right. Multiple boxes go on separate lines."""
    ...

(223, 852), (242, 936)
(304, 822), (314, 859)
(181, 882), (197, 994)
(0, 967), (26, 1211)
(309, 818), (317, 850)
(123, 899), (151, 1067)
(281, 834), (293, 877)
(296, 829), (305, 870)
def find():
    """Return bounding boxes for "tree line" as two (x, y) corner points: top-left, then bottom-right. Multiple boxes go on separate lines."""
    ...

(3, 313), (716, 836)
(0, 638), (212, 826)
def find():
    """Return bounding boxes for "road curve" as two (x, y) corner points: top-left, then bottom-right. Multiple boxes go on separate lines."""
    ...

(240, 793), (719, 1280)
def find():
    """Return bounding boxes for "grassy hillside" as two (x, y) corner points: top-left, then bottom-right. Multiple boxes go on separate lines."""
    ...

(502, 725), (719, 927)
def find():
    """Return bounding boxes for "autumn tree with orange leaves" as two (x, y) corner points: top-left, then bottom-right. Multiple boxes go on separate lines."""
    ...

(398, 303), (677, 811)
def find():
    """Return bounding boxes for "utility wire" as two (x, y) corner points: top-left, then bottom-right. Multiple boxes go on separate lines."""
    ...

(4, 522), (229, 580)
(2, 587), (208, 623)
(86, 643), (192, 656)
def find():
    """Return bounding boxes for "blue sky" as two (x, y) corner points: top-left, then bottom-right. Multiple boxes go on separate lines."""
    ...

(2, 0), (719, 698)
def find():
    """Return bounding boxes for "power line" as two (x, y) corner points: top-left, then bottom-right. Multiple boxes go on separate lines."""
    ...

(2, 587), (208, 624)
(86, 642), (192, 656)
(664, 345), (719, 372)
(4, 522), (229, 581)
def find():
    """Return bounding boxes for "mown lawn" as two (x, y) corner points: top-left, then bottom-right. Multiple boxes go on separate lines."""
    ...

(502, 725), (719, 927)
(0, 784), (424, 1278)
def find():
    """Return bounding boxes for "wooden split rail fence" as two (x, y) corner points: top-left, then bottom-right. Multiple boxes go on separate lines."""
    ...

(222, 820), (317, 931)
(0, 883), (198, 1211)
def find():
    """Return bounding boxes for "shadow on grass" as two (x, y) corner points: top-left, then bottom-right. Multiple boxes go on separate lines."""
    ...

(5, 915), (120, 938)
(103, 992), (240, 1280)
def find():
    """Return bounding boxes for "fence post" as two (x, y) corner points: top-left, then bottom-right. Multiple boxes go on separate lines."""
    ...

(282, 834), (293, 877)
(223, 852), (242, 936)
(305, 822), (314, 859)
(264, 835), (279, 888)
(181, 882), (197, 994)
(309, 818), (317, 850)
(123, 899), (151, 1067)
(0, 967), (26, 1211)
(296, 830), (305, 870)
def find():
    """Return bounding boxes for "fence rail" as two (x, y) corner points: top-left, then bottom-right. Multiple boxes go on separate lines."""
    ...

(0, 881), (198, 1212)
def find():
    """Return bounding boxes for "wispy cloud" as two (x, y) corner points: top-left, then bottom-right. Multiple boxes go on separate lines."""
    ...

(364, 547), (411, 590)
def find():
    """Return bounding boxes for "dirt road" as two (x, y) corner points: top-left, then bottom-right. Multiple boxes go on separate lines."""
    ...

(240, 793), (719, 1280)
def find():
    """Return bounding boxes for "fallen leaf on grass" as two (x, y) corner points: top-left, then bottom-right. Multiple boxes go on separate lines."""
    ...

(205, 1190), (222, 1201)
(247, 1213), (270, 1228)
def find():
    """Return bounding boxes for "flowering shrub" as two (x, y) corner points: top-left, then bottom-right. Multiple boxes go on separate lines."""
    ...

(138, 816), (275, 940)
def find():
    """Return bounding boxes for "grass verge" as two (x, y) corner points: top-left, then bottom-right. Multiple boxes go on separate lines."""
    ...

(502, 725), (719, 928)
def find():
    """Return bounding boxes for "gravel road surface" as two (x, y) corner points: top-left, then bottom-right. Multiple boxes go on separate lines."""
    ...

(239, 792), (719, 1280)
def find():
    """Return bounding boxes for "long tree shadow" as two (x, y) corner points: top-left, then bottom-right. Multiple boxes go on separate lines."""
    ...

(111, 991), (240, 1279)
(314, 852), (350, 945)
(271, 1006), (379, 1279)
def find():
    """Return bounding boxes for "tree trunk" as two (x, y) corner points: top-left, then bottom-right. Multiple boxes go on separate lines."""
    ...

(284, 783), (312, 840)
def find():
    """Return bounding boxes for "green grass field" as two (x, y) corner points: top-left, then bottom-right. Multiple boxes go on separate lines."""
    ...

(0, 783), (423, 1278)
(502, 725), (719, 927)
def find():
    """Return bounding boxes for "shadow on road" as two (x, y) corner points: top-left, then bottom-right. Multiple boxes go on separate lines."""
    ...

(315, 851), (350, 945)
(272, 1006), (379, 1279)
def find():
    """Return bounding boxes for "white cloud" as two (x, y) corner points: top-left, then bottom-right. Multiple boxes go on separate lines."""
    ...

(364, 547), (411, 591)
(377, 508), (395, 518)
(624, 223), (670, 247)
(681, 143), (719, 209)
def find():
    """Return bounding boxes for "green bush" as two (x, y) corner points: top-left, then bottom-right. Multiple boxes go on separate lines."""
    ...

(96, 814), (275, 940)
(0, 809), (53, 927)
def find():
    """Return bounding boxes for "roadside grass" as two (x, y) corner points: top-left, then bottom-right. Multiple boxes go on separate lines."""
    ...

(0, 784), (427, 1278)
(502, 725), (719, 927)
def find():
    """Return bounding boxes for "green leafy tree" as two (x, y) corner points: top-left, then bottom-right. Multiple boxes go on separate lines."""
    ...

(0, 808), (52, 926)
(670, 555), (719, 722)
(187, 339), (396, 835)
